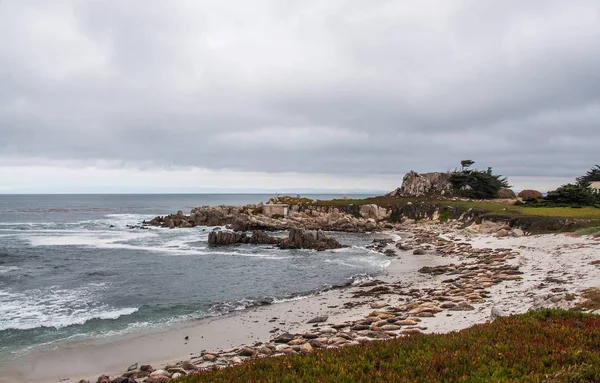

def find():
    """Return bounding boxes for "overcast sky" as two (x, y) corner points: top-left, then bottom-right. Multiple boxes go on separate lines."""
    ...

(1, 1), (599, 193)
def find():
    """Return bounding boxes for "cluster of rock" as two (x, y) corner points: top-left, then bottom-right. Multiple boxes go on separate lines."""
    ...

(207, 228), (344, 251)
(386, 171), (452, 197)
(465, 220), (525, 237)
(145, 204), (394, 233)
(82, 360), (207, 383)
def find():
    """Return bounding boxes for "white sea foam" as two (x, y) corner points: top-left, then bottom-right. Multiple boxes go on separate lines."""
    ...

(323, 259), (361, 268)
(0, 266), (21, 274)
(26, 229), (156, 247)
(0, 285), (138, 331)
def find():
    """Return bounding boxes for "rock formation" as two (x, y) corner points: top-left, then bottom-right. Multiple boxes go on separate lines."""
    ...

(387, 171), (452, 197)
(145, 204), (392, 233)
(208, 229), (344, 251)
(281, 228), (343, 251)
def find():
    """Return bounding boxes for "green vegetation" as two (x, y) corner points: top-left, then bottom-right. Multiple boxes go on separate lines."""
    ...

(177, 310), (600, 383)
(522, 165), (600, 208)
(524, 183), (599, 208)
(576, 165), (600, 186)
(575, 226), (600, 237)
(449, 161), (510, 199)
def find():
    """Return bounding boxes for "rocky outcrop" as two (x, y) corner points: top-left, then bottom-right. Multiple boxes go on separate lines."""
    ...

(387, 171), (452, 197)
(145, 204), (394, 233)
(359, 204), (390, 221)
(207, 231), (248, 245)
(281, 228), (343, 251)
(208, 229), (343, 251)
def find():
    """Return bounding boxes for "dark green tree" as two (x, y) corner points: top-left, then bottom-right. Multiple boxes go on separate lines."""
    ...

(460, 160), (475, 171)
(576, 165), (600, 186)
(450, 164), (510, 199)
(545, 183), (598, 207)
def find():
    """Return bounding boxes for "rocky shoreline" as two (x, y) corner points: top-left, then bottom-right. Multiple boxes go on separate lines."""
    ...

(68, 219), (600, 383)
(144, 203), (393, 232)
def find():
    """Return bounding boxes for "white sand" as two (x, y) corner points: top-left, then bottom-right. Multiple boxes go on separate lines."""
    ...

(1, 231), (599, 383)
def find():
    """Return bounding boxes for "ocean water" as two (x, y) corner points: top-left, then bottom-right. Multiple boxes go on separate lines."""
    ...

(0, 194), (389, 362)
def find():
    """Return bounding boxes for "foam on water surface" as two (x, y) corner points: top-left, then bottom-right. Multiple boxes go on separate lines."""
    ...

(0, 285), (139, 331)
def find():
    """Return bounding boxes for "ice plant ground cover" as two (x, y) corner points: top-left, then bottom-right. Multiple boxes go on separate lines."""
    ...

(176, 310), (600, 383)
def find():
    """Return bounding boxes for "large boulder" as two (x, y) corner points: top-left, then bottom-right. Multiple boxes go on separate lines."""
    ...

(208, 231), (248, 245)
(359, 204), (390, 221)
(281, 228), (343, 251)
(207, 229), (342, 251)
(249, 230), (280, 245)
(387, 171), (452, 197)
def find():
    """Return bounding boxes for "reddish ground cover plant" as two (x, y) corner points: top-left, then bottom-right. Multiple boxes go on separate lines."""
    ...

(176, 310), (600, 383)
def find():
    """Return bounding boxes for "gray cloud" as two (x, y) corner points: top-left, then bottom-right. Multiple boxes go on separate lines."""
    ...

(1, 0), (599, 183)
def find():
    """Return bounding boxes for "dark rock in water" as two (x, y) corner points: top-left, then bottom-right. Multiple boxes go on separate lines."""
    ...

(259, 297), (274, 305)
(208, 228), (343, 251)
(307, 315), (328, 324)
(208, 231), (247, 245)
(250, 230), (280, 245)
(280, 228), (343, 251)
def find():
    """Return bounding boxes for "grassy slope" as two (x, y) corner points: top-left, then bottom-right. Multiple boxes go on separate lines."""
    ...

(177, 311), (600, 383)
(315, 196), (600, 219)
(309, 196), (600, 231)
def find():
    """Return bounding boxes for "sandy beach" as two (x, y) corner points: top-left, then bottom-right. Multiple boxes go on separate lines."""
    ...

(2, 225), (599, 383)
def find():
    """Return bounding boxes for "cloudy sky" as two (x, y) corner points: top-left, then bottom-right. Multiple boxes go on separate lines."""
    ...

(1, 1), (599, 193)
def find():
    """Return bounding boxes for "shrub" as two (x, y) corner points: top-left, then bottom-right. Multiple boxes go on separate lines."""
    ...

(449, 167), (510, 199)
(518, 189), (543, 199)
(497, 187), (516, 199)
(545, 183), (598, 207)
(576, 164), (600, 186)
